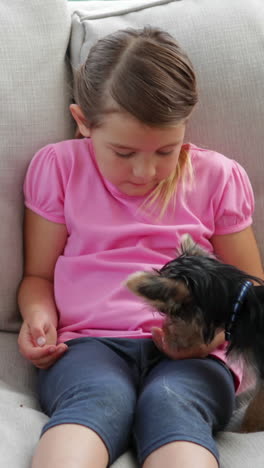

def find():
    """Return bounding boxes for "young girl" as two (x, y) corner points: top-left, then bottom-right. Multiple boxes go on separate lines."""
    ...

(18, 27), (263, 468)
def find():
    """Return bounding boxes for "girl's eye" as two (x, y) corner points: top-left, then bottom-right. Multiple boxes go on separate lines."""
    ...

(115, 151), (135, 158)
(156, 150), (174, 156)
(113, 148), (176, 157)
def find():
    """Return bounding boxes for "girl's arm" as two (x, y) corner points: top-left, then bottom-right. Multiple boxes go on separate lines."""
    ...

(17, 208), (68, 368)
(211, 226), (264, 279)
(152, 226), (264, 359)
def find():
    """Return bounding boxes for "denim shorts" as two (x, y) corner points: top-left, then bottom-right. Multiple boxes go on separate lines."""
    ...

(38, 337), (235, 466)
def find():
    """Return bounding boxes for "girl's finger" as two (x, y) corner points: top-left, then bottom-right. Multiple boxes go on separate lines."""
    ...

(25, 344), (59, 361)
(151, 326), (185, 359)
(151, 327), (166, 352)
(32, 344), (68, 369)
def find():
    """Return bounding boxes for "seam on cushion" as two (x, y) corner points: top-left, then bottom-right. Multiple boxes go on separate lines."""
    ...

(78, 0), (180, 21)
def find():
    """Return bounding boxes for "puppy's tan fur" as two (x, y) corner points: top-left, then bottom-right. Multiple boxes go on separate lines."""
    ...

(125, 235), (264, 433)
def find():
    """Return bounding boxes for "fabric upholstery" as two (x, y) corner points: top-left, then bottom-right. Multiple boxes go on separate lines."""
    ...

(0, 0), (75, 331)
(0, 1), (264, 466)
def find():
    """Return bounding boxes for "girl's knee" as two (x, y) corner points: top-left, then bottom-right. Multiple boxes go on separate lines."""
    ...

(41, 379), (136, 465)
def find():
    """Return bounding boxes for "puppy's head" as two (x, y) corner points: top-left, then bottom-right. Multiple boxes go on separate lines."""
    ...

(126, 269), (205, 349)
(125, 234), (263, 348)
(125, 235), (213, 348)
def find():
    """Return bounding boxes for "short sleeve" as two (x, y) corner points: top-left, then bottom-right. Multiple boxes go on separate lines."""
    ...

(214, 161), (254, 235)
(24, 145), (66, 223)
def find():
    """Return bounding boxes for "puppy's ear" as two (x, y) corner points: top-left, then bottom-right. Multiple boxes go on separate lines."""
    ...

(125, 271), (190, 305)
(179, 234), (211, 257)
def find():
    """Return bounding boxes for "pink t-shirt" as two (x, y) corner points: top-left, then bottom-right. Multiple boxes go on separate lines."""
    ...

(24, 139), (254, 391)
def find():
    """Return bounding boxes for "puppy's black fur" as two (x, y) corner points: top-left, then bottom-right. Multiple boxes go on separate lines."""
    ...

(126, 234), (264, 432)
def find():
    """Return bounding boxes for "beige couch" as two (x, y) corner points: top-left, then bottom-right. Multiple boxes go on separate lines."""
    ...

(1, 0), (264, 466)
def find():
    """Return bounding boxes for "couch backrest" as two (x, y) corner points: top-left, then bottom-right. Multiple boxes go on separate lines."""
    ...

(70, 0), (264, 254)
(0, 0), (75, 331)
(1, 0), (264, 332)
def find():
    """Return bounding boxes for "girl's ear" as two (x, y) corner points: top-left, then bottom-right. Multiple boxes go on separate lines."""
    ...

(70, 104), (91, 137)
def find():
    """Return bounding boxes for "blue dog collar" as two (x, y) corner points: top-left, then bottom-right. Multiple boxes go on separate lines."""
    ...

(225, 281), (252, 341)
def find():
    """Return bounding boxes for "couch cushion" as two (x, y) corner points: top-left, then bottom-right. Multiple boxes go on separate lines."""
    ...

(0, 0), (75, 331)
(0, 332), (47, 467)
(69, 0), (264, 262)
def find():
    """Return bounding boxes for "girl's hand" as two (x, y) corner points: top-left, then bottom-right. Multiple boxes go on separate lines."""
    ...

(18, 312), (68, 369)
(151, 327), (225, 360)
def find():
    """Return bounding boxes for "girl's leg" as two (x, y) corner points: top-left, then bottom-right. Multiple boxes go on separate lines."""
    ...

(35, 338), (139, 468)
(32, 424), (108, 468)
(134, 356), (236, 468)
(142, 441), (218, 468)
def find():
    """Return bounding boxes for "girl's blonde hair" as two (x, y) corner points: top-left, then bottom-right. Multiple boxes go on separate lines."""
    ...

(74, 27), (198, 215)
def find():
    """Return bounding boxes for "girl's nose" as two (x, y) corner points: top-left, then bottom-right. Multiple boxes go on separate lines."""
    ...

(132, 158), (156, 181)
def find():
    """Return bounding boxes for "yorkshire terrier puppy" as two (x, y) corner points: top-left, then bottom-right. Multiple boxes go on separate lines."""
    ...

(125, 234), (264, 433)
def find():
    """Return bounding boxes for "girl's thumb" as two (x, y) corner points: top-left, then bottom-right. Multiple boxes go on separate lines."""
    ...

(36, 336), (46, 347)
(31, 324), (46, 347)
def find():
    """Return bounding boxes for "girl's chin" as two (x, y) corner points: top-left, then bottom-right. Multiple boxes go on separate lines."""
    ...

(120, 182), (158, 196)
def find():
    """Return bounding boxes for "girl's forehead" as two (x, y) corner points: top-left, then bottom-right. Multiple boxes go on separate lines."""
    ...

(99, 111), (186, 147)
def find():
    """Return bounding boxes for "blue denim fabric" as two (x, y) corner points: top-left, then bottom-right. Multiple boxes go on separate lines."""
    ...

(38, 337), (235, 465)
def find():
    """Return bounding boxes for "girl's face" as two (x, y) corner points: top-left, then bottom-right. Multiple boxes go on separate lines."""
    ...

(71, 105), (186, 196)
